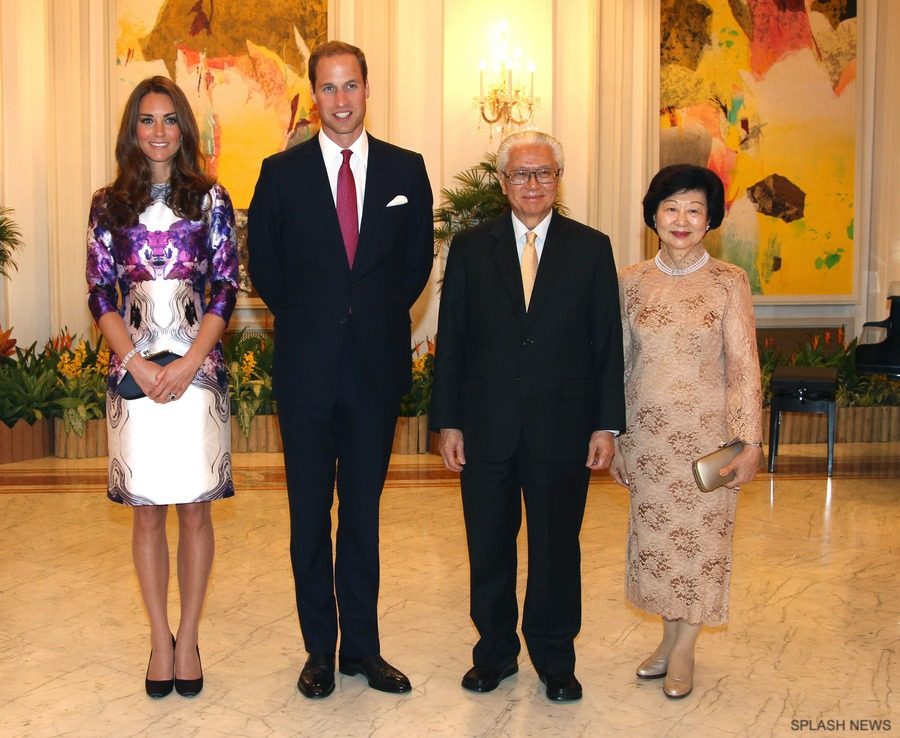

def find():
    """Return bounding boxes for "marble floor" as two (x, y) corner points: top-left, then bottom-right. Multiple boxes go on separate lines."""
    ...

(0, 443), (897, 738)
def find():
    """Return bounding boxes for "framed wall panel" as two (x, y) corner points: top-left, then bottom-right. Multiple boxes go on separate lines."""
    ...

(659, 0), (858, 303)
(114, 0), (328, 209)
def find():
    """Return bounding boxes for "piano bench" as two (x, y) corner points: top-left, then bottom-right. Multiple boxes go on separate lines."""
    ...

(767, 366), (838, 477)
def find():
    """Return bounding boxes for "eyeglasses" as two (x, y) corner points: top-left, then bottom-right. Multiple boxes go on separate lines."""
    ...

(502, 168), (561, 185)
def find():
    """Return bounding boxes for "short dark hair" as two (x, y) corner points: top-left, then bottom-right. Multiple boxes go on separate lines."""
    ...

(642, 164), (725, 230)
(308, 41), (368, 88)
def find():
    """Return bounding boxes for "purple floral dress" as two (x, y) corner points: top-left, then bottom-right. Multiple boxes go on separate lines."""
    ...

(87, 183), (239, 506)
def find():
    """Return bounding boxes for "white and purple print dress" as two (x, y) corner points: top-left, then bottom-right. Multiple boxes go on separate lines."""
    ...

(87, 183), (239, 506)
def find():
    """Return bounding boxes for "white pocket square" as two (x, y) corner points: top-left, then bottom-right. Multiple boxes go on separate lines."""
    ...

(386, 195), (408, 207)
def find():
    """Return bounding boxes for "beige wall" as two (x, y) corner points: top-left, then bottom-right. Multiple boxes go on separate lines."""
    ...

(0, 0), (896, 348)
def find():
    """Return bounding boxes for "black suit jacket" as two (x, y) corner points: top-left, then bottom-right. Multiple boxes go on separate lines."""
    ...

(247, 134), (433, 406)
(430, 211), (626, 463)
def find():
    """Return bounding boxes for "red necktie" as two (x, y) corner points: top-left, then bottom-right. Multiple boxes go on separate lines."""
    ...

(337, 149), (359, 267)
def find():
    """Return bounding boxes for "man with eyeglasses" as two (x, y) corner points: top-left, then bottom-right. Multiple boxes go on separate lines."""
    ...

(431, 130), (626, 702)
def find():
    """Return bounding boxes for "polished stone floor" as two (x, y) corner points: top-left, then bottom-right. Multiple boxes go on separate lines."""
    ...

(0, 443), (897, 738)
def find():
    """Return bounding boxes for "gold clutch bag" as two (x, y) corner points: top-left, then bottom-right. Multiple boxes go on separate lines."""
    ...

(692, 441), (745, 492)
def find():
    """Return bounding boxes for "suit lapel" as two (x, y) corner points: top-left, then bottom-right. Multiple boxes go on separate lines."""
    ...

(356, 136), (391, 272)
(488, 215), (526, 313)
(299, 139), (348, 268)
(526, 211), (567, 318)
(359, 136), (382, 243)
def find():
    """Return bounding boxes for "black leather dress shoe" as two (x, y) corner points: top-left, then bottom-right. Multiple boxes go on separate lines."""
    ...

(297, 654), (336, 698)
(461, 661), (518, 692)
(539, 672), (583, 702)
(339, 654), (411, 693)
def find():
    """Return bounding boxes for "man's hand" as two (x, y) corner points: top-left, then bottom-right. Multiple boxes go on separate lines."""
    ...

(585, 430), (615, 470)
(439, 428), (466, 472)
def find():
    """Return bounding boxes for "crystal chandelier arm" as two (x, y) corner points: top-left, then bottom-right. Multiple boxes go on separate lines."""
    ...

(479, 100), (505, 125)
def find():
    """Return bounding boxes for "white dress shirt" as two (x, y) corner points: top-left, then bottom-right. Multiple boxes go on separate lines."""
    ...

(318, 130), (368, 229)
(511, 210), (552, 264)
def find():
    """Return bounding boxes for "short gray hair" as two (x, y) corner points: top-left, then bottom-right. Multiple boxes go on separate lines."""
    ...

(496, 130), (565, 172)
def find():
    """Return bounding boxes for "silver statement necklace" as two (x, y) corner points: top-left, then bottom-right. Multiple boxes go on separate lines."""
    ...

(654, 249), (709, 276)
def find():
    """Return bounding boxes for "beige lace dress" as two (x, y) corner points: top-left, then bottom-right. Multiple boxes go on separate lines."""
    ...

(618, 255), (761, 625)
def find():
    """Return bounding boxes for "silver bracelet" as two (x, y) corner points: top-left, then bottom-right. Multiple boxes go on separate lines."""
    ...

(120, 347), (141, 370)
(743, 441), (764, 448)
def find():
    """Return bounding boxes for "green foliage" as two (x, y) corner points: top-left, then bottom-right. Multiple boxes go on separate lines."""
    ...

(0, 206), (23, 278)
(48, 331), (108, 436)
(224, 329), (276, 436)
(433, 155), (509, 258)
(398, 345), (434, 417)
(0, 342), (59, 427)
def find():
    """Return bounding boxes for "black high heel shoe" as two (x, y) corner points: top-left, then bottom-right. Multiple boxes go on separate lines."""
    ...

(145, 634), (175, 698)
(174, 645), (203, 697)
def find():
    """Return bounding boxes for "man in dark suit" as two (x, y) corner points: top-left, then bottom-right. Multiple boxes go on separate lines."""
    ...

(247, 41), (433, 698)
(430, 131), (625, 702)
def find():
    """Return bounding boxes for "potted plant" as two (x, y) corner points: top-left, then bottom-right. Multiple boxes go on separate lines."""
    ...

(0, 329), (56, 463)
(49, 330), (109, 458)
(224, 329), (279, 452)
(0, 205), (23, 278)
(393, 339), (434, 454)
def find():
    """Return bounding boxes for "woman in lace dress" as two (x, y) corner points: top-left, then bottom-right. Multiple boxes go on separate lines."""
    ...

(610, 165), (762, 699)
(86, 77), (238, 699)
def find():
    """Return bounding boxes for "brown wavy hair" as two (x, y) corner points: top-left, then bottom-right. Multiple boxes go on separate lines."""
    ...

(103, 76), (214, 229)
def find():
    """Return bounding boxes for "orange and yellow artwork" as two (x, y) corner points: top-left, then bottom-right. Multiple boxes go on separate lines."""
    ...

(659, 0), (857, 301)
(116, 0), (327, 208)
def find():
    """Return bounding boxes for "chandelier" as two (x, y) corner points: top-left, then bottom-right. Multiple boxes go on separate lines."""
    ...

(474, 22), (536, 139)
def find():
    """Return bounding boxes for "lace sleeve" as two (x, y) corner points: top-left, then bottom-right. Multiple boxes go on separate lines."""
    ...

(723, 268), (762, 443)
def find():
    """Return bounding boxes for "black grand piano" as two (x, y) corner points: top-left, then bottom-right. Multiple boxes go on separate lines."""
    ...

(856, 284), (900, 379)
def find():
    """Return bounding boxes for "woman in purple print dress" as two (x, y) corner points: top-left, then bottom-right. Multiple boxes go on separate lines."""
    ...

(86, 77), (238, 699)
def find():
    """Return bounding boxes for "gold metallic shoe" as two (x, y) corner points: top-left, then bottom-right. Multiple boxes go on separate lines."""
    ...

(662, 658), (694, 699)
(635, 654), (668, 679)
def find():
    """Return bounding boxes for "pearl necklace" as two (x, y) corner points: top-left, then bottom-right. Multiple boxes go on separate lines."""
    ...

(654, 249), (709, 276)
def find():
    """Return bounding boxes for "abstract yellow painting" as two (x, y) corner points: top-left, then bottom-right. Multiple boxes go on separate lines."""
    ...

(659, 0), (857, 301)
(115, 0), (327, 208)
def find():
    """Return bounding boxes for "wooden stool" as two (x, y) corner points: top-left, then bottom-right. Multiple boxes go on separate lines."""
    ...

(767, 366), (838, 477)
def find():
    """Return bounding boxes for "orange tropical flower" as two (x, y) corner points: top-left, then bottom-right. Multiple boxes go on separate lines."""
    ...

(0, 324), (15, 356)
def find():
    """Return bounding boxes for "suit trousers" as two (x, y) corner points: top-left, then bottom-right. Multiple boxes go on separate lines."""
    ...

(460, 439), (590, 676)
(277, 334), (398, 658)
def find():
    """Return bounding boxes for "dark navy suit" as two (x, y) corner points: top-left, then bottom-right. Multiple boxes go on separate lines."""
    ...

(430, 210), (625, 675)
(248, 134), (433, 658)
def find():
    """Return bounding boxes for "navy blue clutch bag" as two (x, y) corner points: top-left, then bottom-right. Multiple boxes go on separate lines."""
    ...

(116, 351), (181, 400)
